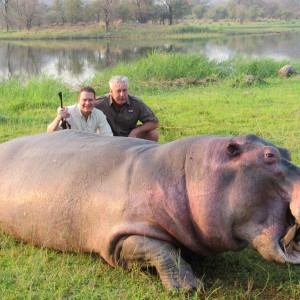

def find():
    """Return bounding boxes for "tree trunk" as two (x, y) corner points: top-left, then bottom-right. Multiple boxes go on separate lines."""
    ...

(167, 4), (173, 25)
(104, 10), (109, 32)
(5, 0), (9, 32)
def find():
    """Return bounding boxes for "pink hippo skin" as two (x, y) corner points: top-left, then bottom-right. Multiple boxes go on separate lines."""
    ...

(0, 130), (299, 291)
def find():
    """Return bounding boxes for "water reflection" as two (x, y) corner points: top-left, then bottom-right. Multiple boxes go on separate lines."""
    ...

(0, 32), (299, 87)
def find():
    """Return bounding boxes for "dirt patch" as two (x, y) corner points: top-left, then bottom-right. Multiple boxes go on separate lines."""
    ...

(146, 77), (218, 87)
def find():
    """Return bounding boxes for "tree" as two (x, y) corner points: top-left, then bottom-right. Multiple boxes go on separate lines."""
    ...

(102, 0), (113, 32)
(133, 0), (145, 23)
(247, 5), (264, 21)
(263, 0), (279, 18)
(192, 4), (208, 19)
(51, 0), (67, 24)
(157, 0), (173, 25)
(87, 0), (116, 31)
(14, 0), (40, 30)
(129, 0), (156, 23)
(281, 0), (300, 13)
(65, 0), (83, 24)
(115, 0), (134, 23)
(88, 0), (102, 22)
(172, 0), (191, 20)
(235, 4), (246, 23)
(1, 0), (10, 31)
(276, 9), (294, 21)
(208, 5), (229, 21)
(157, 0), (190, 25)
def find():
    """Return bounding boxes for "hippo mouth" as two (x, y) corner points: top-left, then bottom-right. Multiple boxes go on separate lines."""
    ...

(280, 222), (300, 256)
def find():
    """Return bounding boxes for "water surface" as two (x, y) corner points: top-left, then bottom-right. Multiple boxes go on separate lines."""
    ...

(1, 32), (299, 87)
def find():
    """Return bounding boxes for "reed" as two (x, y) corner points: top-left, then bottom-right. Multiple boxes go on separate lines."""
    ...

(93, 52), (299, 87)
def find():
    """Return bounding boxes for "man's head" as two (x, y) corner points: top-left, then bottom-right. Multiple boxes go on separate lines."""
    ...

(78, 86), (96, 116)
(109, 76), (129, 107)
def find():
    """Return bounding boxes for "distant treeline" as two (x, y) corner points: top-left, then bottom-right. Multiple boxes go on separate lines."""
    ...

(0, 0), (300, 32)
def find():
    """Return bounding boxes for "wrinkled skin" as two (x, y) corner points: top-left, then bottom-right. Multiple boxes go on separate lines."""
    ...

(0, 131), (299, 291)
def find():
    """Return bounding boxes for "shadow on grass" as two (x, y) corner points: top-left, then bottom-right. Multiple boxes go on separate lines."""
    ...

(189, 248), (300, 299)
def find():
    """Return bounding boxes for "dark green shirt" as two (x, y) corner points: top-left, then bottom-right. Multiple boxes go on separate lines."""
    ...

(95, 94), (159, 137)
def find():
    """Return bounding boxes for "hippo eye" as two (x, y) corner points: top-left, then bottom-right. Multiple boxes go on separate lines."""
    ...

(265, 153), (274, 158)
(226, 142), (241, 157)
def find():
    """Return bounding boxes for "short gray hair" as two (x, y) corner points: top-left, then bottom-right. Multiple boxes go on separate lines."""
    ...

(109, 76), (129, 89)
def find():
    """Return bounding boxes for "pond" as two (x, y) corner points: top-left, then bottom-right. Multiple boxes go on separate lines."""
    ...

(0, 32), (299, 87)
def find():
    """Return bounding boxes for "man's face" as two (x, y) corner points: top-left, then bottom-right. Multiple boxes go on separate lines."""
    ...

(78, 91), (96, 114)
(110, 83), (128, 106)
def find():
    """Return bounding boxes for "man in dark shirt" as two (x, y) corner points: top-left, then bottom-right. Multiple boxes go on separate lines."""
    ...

(95, 76), (159, 141)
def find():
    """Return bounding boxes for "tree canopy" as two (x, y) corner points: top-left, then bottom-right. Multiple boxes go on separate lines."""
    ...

(0, 0), (299, 31)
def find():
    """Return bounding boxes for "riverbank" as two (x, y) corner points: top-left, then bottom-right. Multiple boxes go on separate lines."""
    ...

(1, 21), (300, 40)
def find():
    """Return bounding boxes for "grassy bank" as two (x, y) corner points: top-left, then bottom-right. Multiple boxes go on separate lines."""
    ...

(1, 20), (300, 40)
(0, 53), (300, 299)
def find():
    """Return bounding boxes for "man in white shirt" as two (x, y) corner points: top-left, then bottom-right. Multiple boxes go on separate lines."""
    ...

(47, 86), (113, 136)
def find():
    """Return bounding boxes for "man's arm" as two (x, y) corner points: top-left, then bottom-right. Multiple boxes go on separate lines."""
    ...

(127, 95), (159, 141)
(99, 118), (113, 136)
(47, 107), (70, 132)
(128, 121), (159, 138)
(47, 115), (62, 132)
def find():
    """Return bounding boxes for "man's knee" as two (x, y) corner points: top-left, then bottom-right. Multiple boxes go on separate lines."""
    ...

(138, 129), (159, 142)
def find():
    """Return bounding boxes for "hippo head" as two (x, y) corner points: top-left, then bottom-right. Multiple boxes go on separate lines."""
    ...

(186, 134), (300, 264)
(230, 135), (300, 264)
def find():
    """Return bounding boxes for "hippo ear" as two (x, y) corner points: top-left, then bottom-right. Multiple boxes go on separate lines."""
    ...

(226, 142), (241, 157)
(277, 147), (291, 161)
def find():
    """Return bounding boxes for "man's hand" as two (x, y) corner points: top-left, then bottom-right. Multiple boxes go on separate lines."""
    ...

(57, 107), (70, 120)
(128, 127), (140, 138)
(128, 122), (159, 141)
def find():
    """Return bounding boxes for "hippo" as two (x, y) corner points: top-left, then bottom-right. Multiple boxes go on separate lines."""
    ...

(0, 130), (299, 291)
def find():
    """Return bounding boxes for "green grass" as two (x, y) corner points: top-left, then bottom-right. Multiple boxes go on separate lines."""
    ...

(92, 52), (296, 88)
(0, 53), (300, 298)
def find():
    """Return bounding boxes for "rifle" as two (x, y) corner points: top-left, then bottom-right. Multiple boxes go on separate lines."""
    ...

(58, 92), (71, 129)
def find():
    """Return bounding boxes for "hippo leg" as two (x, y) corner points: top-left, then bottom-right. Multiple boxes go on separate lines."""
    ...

(120, 235), (203, 291)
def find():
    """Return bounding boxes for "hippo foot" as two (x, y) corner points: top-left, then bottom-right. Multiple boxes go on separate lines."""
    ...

(120, 235), (204, 292)
(159, 261), (203, 291)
